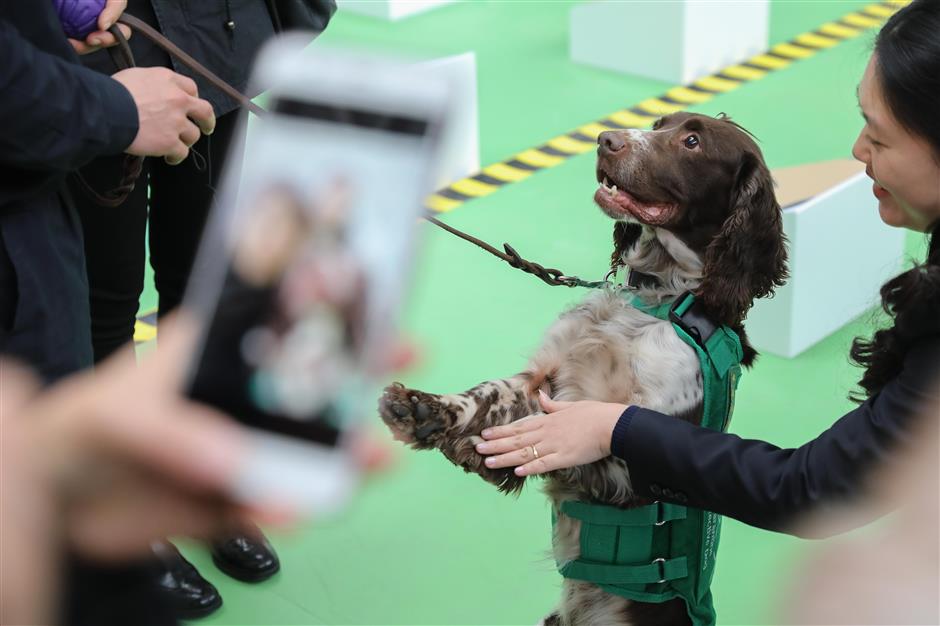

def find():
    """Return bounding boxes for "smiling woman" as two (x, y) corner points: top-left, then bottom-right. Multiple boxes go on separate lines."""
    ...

(848, 0), (940, 401)
(853, 52), (940, 230)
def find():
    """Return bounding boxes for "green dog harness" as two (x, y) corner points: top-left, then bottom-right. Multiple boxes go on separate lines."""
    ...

(553, 291), (743, 626)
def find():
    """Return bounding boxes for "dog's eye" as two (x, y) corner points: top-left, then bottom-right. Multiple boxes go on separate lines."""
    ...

(683, 134), (700, 149)
(652, 118), (664, 130)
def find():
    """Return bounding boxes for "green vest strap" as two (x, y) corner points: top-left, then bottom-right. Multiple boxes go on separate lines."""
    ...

(554, 291), (743, 626)
(669, 292), (742, 381)
(561, 500), (687, 526)
(561, 556), (688, 585)
(622, 295), (675, 320)
(702, 327), (742, 380)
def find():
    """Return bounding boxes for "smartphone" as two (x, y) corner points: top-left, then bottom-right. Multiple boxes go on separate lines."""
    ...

(182, 37), (450, 515)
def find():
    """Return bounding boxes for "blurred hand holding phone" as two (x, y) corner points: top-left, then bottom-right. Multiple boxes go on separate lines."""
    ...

(183, 37), (452, 516)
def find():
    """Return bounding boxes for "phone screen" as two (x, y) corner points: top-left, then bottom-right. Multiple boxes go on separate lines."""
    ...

(185, 94), (438, 446)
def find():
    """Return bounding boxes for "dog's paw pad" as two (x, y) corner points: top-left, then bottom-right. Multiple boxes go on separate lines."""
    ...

(389, 402), (411, 418)
(378, 383), (448, 446)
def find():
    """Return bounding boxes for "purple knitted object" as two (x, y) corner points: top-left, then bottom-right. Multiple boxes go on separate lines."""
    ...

(53, 0), (107, 39)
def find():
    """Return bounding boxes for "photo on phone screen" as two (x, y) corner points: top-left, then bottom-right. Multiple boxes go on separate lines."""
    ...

(187, 180), (361, 446)
(182, 42), (450, 512)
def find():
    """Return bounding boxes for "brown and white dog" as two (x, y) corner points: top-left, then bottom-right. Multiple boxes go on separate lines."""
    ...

(378, 113), (788, 626)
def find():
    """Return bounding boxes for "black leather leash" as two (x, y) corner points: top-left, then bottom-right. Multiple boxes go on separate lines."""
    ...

(71, 24), (145, 208)
(116, 14), (266, 117)
(421, 214), (609, 288)
(78, 15), (611, 290)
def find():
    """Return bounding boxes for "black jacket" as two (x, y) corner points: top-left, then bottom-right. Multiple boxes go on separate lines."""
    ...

(82, 0), (320, 116)
(611, 334), (940, 537)
(0, 4), (138, 211)
(0, 3), (138, 381)
(81, 0), (276, 117)
(0, 8), (175, 626)
(80, 0), (334, 118)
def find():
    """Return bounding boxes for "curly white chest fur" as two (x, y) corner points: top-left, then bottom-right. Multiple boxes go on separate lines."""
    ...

(531, 290), (703, 417)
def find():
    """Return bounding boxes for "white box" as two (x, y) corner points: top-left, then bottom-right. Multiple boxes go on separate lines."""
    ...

(338, 0), (457, 21)
(570, 1), (770, 84)
(747, 160), (908, 358)
(416, 52), (480, 190)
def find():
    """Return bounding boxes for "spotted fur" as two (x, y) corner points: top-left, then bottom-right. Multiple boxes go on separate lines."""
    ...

(377, 113), (787, 626)
(378, 232), (704, 626)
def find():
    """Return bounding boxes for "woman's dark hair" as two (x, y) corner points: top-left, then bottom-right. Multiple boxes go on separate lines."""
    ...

(874, 0), (940, 159)
(849, 0), (940, 401)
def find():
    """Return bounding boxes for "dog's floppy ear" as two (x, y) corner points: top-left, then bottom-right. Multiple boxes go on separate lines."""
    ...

(611, 222), (642, 270)
(698, 152), (788, 326)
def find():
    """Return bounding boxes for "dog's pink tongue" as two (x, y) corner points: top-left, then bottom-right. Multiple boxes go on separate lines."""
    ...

(642, 204), (668, 218)
(613, 189), (667, 219)
(611, 188), (640, 210)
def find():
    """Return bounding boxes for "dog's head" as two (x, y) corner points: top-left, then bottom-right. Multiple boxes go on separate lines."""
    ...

(596, 112), (788, 328)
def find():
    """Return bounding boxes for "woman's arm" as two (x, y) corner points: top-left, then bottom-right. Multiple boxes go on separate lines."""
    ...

(479, 335), (940, 536)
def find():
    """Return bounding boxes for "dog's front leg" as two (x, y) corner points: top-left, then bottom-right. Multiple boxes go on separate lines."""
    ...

(378, 373), (542, 493)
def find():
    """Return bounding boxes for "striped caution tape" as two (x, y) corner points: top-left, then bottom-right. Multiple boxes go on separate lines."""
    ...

(132, 0), (907, 343)
(424, 0), (910, 214)
(133, 309), (158, 343)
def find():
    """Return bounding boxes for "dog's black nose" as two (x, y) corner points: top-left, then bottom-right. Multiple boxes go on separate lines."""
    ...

(599, 130), (626, 153)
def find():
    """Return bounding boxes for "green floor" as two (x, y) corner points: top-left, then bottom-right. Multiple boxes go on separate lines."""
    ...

(138, 1), (932, 624)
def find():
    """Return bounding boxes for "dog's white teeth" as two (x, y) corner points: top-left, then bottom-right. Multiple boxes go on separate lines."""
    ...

(600, 176), (619, 196)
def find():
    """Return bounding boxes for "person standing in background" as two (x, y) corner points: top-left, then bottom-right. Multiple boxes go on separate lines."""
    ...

(65, 0), (336, 619)
(2, 0), (218, 623)
(0, 0), (215, 383)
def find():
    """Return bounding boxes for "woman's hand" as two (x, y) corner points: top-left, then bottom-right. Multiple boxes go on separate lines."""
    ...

(68, 0), (131, 55)
(475, 391), (628, 476)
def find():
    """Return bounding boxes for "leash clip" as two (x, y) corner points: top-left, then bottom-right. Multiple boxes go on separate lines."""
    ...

(668, 292), (718, 348)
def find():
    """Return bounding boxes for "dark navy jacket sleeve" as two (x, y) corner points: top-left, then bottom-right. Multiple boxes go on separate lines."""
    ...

(0, 17), (138, 176)
(611, 334), (940, 536)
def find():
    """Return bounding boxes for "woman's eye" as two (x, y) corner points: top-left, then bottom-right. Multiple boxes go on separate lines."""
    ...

(683, 134), (700, 149)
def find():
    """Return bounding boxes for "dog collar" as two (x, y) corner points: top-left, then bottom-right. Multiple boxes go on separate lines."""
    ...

(625, 269), (661, 290)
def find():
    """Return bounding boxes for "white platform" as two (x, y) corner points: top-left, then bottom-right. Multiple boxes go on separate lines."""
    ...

(747, 163), (907, 358)
(416, 52), (480, 190)
(338, 0), (457, 21)
(569, 1), (770, 84)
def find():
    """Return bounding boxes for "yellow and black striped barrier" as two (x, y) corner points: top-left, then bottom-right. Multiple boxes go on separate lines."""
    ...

(424, 0), (910, 214)
(134, 309), (158, 343)
(133, 0), (907, 343)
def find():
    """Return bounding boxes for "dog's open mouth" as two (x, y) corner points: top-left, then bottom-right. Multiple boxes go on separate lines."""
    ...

(594, 169), (677, 225)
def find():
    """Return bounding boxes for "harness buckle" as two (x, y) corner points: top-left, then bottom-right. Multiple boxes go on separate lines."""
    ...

(651, 558), (667, 584)
(654, 501), (667, 526)
(668, 292), (718, 348)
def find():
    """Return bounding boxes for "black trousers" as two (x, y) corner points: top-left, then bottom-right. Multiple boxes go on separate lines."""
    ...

(68, 110), (242, 362)
(59, 108), (242, 626)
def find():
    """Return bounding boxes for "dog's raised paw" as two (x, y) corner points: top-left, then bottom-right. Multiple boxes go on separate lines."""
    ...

(378, 383), (451, 448)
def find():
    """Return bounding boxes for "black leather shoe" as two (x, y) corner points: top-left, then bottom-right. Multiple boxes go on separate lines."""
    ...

(210, 530), (280, 583)
(152, 542), (222, 620)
